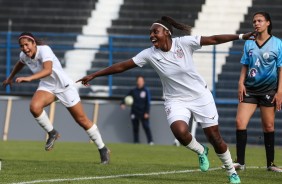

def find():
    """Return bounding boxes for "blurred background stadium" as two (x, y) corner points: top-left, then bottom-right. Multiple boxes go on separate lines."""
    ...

(1, 0), (282, 145)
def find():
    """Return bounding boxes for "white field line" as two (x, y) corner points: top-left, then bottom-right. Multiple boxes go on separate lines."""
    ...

(11, 166), (267, 184)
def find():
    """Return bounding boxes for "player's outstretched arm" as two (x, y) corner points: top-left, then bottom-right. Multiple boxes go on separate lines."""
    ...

(76, 59), (137, 86)
(2, 61), (25, 88)
(200, 31), (257, 46)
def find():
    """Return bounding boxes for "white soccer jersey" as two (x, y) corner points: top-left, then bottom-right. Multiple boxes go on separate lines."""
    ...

(133, 35), (208, 101)
(19, 45), (73, 93)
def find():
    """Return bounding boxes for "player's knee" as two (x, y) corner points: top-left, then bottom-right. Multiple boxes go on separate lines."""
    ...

(263, 123), (274, 132)
(175, 131), (191, 145)
(235, 117), (247, 129)
(29, 103), (43, 116)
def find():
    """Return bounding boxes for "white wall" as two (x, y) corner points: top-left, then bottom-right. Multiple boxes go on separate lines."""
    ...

(64, 0), (124, 92)
(192, 0), (252, 90)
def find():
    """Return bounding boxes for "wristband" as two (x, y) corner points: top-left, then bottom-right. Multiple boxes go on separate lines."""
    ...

(239, 34), (244, 40)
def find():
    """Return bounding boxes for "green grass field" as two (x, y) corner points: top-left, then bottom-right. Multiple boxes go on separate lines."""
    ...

(0, 141), (282, 184)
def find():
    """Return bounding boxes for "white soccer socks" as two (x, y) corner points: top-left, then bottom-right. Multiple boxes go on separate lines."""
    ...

(35, 110), (54, 133)
(86, 124), (105, 149)
(185, 136), (204, 155)
(217, 149), (236, 176)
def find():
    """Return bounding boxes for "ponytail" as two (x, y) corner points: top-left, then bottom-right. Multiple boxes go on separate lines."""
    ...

(161, 16), (192, 35)
(153, 16), (192, 36)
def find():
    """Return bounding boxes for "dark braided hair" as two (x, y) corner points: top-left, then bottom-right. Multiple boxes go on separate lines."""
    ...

(253, 12), (272, 34)
(154, 16), (192, 35)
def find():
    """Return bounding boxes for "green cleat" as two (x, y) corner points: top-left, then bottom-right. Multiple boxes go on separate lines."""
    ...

(229, 173), (241, 184)
(198, 145), (209, 172)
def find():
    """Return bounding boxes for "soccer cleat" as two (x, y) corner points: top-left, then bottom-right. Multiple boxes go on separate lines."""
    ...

(98, 146), (110, 164)
(198, 145), (209, 172)
(221, 162), (245, 171)
(267, 163), (282, 172)
(229, 173), (241, 184)
(233, 163), (245, 170)
(45, 129), (60, 151)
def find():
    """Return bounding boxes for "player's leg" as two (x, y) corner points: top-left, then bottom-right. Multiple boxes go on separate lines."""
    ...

(141, 117), (153, 144)
(131, 115), (140, 143)
(67, 101), (110, 164)
(203, 125), (241, 183)
(260, 106), (281, 172)
(170, 120), (209, 172)
(165, 100), (208, 172)
(59, 86), (110, 164)
(30, 89), (59, 151)
(192, 90), (240, 183)
(235, 102), (257, 168)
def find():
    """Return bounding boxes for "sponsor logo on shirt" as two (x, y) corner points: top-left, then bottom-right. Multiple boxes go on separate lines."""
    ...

(156, 58), (163, 61)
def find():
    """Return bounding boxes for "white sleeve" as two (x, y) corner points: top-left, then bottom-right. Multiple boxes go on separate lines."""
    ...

(40, 46), (54, 62)
(19, 52), (26, 64)
(181, 35), (202, 51)
(132, 48), (151, 67)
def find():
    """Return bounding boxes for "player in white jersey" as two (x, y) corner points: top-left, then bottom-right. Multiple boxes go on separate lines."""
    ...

(2, 32), (110, 164)
(77, 16), (256, 183)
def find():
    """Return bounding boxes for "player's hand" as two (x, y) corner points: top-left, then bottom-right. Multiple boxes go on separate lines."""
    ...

(272, 92), (282, 111)
(15, 76), (32, 83)
(76, 75), (94, 86)
(2, 78), (13, 88)
(238, 83), (246, 102)
(242, 30), (258, 40)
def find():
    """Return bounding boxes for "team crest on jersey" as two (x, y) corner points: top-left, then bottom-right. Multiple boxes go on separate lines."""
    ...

(248, 68), (257, 77)
(263, 52), (270, 60)
(140, 91), (146, 98)
(248, 49), (253, 56)
(175, 45), (184, 58)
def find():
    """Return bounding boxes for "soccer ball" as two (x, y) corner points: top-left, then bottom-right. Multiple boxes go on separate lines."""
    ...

(124, 95), (134, 106)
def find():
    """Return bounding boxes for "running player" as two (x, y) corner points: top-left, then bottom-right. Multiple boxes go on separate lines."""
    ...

(2, 32), (110, 164)
(234, 12), (282, 172)
(77, 16), (256, 183)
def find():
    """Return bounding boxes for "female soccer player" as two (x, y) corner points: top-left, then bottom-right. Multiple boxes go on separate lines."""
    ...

(77, 16), (255, 183)
(234, 12), (282, 172)
(2, 32), (110, 164)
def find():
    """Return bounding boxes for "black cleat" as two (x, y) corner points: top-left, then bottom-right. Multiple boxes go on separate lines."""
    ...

(98, 146), (110, 164)
(45, 129), (60, 151)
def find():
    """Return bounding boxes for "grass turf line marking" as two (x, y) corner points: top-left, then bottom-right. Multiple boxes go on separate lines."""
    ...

(12, 168), (220, 184)
(12, 166), (265, 184)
